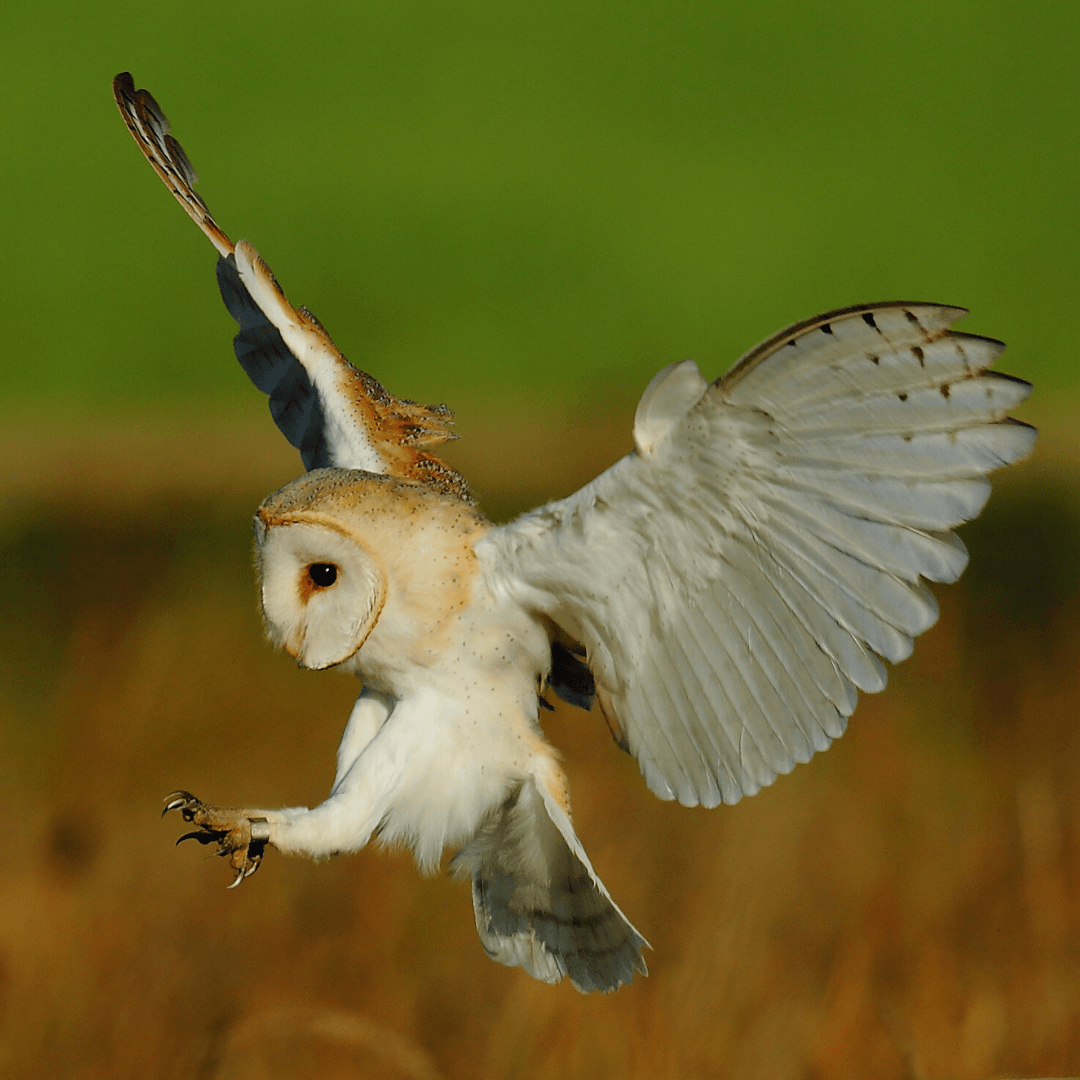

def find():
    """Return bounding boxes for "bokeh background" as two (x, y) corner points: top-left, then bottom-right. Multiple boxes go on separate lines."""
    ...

(2, 1), (1078, 1077)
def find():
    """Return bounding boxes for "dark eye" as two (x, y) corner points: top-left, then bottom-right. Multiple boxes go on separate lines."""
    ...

(308, 562), (338, 588)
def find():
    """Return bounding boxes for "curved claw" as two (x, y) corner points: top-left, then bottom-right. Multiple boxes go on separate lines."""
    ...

(176, 830), (222, 847)
(224, 826), (268, 887)
(163, 791), (196, 817)
(227, 860), (261, 889)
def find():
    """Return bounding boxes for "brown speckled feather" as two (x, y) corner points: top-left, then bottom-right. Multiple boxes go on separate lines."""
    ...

(112, 73), (234, 257)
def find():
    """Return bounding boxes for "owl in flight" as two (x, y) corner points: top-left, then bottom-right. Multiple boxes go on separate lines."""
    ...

(114, 72), (1035, 993)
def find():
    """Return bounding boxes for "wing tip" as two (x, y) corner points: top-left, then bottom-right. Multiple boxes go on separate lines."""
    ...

(114, 71), (235, 257)
(999, 416), (1039, 463)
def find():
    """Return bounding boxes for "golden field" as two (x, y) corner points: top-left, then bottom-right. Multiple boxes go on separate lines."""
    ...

(0, 412), (1075, 1079)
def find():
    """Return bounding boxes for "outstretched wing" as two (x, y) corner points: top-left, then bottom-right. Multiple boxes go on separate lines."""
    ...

(480, 303), (1036, 808)
(113, 73), (468, 499)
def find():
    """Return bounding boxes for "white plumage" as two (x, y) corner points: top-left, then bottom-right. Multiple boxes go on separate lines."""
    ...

(487, 305), (1034, 809)
(114, 73), (1035, 993)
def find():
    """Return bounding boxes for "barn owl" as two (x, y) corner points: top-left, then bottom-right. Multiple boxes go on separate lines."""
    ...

(113, 72), (1035, 993)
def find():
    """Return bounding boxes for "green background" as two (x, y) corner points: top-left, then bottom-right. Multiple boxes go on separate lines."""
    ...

(3, 0), (1074, 423)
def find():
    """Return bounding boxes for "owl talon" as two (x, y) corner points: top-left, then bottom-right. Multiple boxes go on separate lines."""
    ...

(176, 829), (223, 847)
(163, 791), (268, 883)
(163, 790), (195, 817)
(227, 859), (261, 889)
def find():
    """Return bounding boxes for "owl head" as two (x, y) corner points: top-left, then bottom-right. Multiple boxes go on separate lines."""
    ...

(254, 468), (484, 670)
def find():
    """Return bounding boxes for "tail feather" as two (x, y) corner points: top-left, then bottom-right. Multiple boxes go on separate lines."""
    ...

(451, 777), (648, 993)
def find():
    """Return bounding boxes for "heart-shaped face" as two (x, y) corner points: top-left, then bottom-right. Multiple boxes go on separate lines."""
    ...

(256, 519), (386, 670)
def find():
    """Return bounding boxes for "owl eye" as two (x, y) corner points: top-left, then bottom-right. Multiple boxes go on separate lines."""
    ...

(307, 562), (339, 588)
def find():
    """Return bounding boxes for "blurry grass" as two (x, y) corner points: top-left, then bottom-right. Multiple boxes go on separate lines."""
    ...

(0, 426), (1077, 1078)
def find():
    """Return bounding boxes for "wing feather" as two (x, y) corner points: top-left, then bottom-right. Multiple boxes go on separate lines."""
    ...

(748, 526), (888, 696)
(112, 72), (233, 257)
(758, 487), (969, 583)
(673, 609), (745, 790)
(702, 546), (826, 764)
(480, 302), (1035, 806)
(722, 537), (842, 747)
(113, 73), (469, 498)
(677, 604), (756, 800)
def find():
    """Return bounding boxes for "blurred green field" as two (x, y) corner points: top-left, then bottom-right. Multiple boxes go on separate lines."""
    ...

(2, 0), (1077, 420)
(2, 0), (1079, 1076)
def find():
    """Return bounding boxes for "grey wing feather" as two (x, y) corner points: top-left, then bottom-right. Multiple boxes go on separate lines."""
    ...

(216, 255), (330, 469)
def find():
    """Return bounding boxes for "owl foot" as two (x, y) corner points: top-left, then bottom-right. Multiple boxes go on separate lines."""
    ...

(163, 790), (270, 888)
